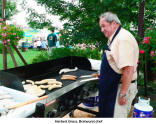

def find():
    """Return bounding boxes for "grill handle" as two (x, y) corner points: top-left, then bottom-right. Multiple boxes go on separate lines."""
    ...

(8, 95), (48, 110)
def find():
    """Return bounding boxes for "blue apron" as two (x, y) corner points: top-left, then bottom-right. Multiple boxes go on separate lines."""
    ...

(98, 26), (122, 117)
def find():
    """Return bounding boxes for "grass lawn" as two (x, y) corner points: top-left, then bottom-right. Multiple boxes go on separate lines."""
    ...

(0, 48), (42, 70)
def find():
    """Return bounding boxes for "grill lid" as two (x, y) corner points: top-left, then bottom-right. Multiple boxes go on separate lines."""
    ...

(0, 71), (24, 92)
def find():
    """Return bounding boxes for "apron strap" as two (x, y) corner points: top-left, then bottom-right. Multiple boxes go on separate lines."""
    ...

(105, 25), (121, 51)
(109, 25), (121, 46)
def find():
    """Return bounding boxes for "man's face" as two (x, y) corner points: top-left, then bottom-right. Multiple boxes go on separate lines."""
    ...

(99, 18), (115, 38)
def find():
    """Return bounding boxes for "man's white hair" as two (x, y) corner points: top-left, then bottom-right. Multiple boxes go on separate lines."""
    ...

(100, 12), (121, 25)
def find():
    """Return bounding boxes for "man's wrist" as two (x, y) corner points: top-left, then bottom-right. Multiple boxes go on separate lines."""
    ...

(119, 92), (126, 98)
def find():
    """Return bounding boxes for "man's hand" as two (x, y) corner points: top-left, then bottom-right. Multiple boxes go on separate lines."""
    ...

(119, 66), (134, 105)
(118, 96), (127, 105)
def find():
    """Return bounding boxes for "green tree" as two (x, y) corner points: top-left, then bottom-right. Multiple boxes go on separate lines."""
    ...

(20, 0), (53, 30)
(23, 0), (156, 50)
(0, 0), (18, 20)
(26, 7), (53, 29)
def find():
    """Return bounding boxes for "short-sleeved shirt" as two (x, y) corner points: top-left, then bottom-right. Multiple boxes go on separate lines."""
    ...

(105, 28), (139, 80)
(47, 33), (57, 47)
(41, 41), (47, 48)
(36, 40), (41, 47)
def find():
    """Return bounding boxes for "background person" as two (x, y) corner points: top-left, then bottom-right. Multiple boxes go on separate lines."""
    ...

(98, 12), (139, 117)
(56, 32), (61, 48)
(36, 38), (42, 51)
(33, 40), (37, 49)
(47, 29), (57, 54)
(41, 38), (48, 50)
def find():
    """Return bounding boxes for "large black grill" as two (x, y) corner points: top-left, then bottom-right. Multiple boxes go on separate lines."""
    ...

(0, 56), (99, 117)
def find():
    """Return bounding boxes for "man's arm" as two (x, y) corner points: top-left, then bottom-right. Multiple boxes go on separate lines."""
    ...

(47, 40), (49, 47)
(54, 34), (57, 42)
(119, 66), (134, 105)
(47, 35), (49, 47)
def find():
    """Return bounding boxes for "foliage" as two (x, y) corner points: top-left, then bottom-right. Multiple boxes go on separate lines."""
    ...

(137, 74), (144, 86)
(139, 27), (156, 74)
(144, 0), (156, 28)
(32, 47), (102, 64)
(31, 51), (52, 63)
(20, 1), (53, 30)
(0, 44), (3, 53)
(0, 0), (18, 20)
(137, 81), (156, 97)
(26, 8), (53, 29)
(23, 0), (156, 50)
(0, 20), (24, 47)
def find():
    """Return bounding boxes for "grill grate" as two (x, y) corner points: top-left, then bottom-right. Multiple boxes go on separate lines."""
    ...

(27, 69), (97, 95)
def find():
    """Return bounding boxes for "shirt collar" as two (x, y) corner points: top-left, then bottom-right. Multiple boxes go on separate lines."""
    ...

(108, 27), (119, 45)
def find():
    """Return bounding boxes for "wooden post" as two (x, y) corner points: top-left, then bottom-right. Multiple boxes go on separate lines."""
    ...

(137, 1), (145, 42)
(2, 0), (7, 70)
(1, 0), (6, 22)
(7, 45), (18, 67)
(12, 44), (27, 65)
(2, 45), (7, 69)
(137, 0), (147, 97)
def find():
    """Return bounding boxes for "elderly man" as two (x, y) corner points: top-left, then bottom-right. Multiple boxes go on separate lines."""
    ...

(98, 12), (139, 117)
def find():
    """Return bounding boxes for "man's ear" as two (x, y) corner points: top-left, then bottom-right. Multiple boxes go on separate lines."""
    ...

(112, 21), (116, 25)
(111, 21), (117, 28)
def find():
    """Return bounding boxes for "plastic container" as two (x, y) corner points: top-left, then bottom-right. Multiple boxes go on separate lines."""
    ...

(133, 97), (154, 118)
(82, 96), (99, 107)
(82, 91), (99, 108)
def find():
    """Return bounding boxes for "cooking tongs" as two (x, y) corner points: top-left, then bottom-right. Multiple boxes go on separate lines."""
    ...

(79, 73), (99, 78)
